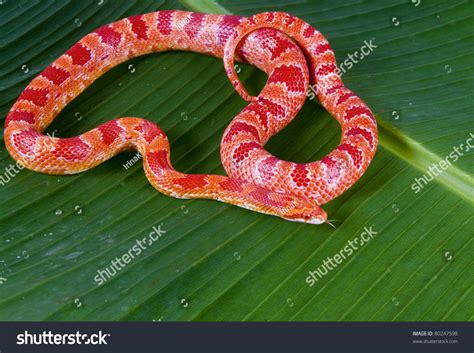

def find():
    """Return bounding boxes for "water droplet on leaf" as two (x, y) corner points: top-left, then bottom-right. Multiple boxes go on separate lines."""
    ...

(444, 251), (453, 261)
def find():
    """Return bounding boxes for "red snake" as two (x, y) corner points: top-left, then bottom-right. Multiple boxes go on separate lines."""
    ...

(4, 11), (378, 225)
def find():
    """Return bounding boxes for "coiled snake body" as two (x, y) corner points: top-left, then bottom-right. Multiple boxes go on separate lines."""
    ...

(4, 11), (378, 224)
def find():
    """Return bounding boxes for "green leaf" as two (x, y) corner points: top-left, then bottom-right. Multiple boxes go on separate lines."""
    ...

(0, 0), (472, 321)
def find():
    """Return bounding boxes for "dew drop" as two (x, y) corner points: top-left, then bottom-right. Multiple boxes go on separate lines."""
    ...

(74, 298), (82, 308)
(391, 17), (400, 26)
(75, 112), (83, 121)
(74, 205), (83, 215)
(391, 297), (399, 306)
(181, 112), (188, 121)
(128, 64), (135, 73)
(411, 0), (420, 7)
(21, 64), (29, 74)
(180, 205), (189, 214)
(287, 298), (295, 307)
(180, 298), (189, 308)
(55, 209), (63, 216)
(74, 18), (82, 27)
(391, 110), (400, 120)
(97, 0), (104, 4)
(444, 251), (453, 261)
(22, 250), (29, 259)
(233, 251), (241, 261)
(444, 64), (452, 74)
(392, 204), (399, 213)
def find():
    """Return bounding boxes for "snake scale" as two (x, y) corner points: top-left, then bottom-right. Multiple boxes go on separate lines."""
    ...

(4, 11), (378, 225)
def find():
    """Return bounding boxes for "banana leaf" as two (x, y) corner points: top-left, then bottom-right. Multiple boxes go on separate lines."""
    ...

(0, 0), (472, 321)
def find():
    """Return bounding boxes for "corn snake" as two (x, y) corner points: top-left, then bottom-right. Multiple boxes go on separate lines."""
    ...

(4, 10), (377, 225)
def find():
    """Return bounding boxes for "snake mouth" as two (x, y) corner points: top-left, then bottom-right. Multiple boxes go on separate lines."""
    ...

(283, 213), (326, 225)
(305, 217), (325, 225)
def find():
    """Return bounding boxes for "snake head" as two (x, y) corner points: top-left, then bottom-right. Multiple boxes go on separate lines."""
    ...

(283, 200), (327, 225)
